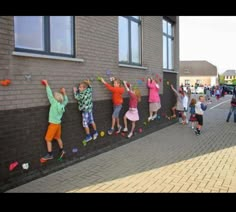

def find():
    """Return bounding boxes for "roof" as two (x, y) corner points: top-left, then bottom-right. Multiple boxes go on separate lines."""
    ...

(222, 70), (236, 76)
(179, 61), (218, 76)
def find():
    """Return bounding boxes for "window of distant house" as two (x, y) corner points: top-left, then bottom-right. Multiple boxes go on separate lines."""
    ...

(119, 16), (141, 65)
(196, 80), (201, 85)
(14, 16), (75, 57)
(185, 80), (190, 85)
(163, 18), (174, 70)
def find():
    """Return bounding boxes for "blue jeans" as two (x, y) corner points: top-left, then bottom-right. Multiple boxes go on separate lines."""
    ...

(226, 106), (236, 122)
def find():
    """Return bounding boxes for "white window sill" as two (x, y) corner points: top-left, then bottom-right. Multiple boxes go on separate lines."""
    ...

(119, 64), (148, 70)
(12, 51), (84, 62)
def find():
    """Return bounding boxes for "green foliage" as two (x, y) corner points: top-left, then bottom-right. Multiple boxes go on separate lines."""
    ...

(232, 79), (236, 85)
(218, 74), (225, 84)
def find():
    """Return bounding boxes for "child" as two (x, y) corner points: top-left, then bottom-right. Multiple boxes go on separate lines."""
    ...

(226, 94), (236, 123)
(100, 77), (125, 135)
(147, 77), (161, 121)
(170, 85), (184, 122)
(194, 96), (207, 136)
(122, 81), (141, 138)
(189, 98), (197, 129)
(182, 91), (189, 124)
(41, 80), (68, 161)
(73, 80), (98, 142)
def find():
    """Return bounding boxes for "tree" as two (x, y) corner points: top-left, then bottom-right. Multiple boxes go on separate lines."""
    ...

(232, 79), (236, 85)
(218, 74), (225, 85)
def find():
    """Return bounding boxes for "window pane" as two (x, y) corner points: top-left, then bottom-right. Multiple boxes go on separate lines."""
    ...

(132, 16), (139, 20)
(167, 22), (172, 36)
(163, 35), (167, 69)
(14, 16), (44, 50)
(50, 16), (73, 55)
(131, 21), (140, 64)
(163, 19), (167, 34)
(168, 38), (173, 69)
(119, 17), (129, 63)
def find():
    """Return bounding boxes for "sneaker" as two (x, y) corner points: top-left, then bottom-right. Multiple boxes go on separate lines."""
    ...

(59, 150), (65, 159)
(107, 128), (114, 135)
(151, 114), (157, 120)
(194, 130), (200, 136)
(93, 132), (98, 140)
(122, 127), (128, 132)
(85, 134), (92, 142)
(42, 154), (53, 160)
(127, 132), (133, 138)
(191, 126), (194, 129)
(116, 125), (122, 134)
(148, 116), (152, 122)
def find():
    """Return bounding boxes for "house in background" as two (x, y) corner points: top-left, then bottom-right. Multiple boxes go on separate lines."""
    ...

(179, 61), (218, 87)
(222, 70), (236, 84)
(0, 16), (179, 191)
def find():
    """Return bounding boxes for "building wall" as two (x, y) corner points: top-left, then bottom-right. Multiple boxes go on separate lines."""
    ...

(179, 76), (218, 87)
(0, 16), (179, 191)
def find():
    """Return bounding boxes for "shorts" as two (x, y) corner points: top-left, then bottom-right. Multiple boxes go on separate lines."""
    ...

(112, 105), (122, 118)
(82, 111), (94, 128)
(195, 114), (203, 126)
(45, 123), (61, 142)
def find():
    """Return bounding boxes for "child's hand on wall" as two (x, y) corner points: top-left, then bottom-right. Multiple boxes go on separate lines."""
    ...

(100, 78), (105, 84)
(41, 80), (48, 86)
(60, 88), (66, 95)
(73, 87), (77, 93)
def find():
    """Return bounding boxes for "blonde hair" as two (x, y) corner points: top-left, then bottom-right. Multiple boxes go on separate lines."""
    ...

(134, 88), (141, 102)
(54, 92), (64, 103)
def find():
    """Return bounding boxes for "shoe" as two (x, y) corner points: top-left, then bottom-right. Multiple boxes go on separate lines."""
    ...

(107, 128), (114, 135)
(93, 132), (98, 140)
(42, 154), (53, 160)
(191, 126), (194, 129)
(85, 134), (92, 142)
(194, 130), (200, 136)
(116, 125), (122, 134)
(148, 116), (152, 122)
(151, 114), (157, 120)
(122, 127), (128, 132)
(226, 120), (229, 122)
(127, 132), (133, 138)
(59, 150), (65, 159)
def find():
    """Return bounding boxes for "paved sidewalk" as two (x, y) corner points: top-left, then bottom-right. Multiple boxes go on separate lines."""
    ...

(7, 95), (236, 192)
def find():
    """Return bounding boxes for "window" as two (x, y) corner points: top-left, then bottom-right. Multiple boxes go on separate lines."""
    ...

(185, 80), (190, 86)
(196, 80), (201, 85)
(14, 16), (75, 57)
(163, 18), (174, 70)
(119, 16), (141, 65)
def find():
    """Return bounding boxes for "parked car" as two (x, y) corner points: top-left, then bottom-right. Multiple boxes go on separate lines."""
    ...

(223, 85), (234, 94)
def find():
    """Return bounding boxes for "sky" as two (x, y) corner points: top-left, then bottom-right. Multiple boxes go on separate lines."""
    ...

(179, 16), (236, 74)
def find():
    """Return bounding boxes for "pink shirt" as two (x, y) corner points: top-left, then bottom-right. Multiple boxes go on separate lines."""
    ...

(128, 91), (138, 108)
(147, 80), (160, 103)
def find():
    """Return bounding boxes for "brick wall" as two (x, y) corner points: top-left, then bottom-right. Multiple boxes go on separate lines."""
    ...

(0, 16), (179, 191)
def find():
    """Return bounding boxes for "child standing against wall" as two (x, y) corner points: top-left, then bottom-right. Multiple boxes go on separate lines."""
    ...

(73, 80), (98, 142)
(122, 81), (141, 138)
(41, 80), (68, 161)
(100, 77), (125, 135)
(147, 77), (161, 121)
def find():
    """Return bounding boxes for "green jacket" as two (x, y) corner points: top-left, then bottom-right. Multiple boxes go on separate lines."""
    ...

(46, 86), (68, 124)
(74, 87), (93, 112)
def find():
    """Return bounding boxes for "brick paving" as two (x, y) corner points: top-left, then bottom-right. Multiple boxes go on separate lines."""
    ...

(7, 95), (236, 193)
